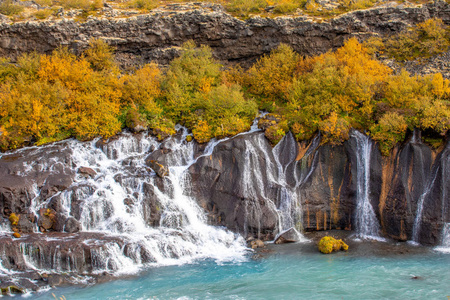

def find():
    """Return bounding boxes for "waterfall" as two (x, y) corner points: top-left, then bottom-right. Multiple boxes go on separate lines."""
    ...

(2, 130), (249, 276)
(411, 170), (439, 243)
(412, 142), (449, 244)
(272, 134), (319, 241)
(351, 130), (383, 240)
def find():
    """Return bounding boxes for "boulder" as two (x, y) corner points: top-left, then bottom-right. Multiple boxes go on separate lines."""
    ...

(38, 208), (57, 232)
(0, 284), (24, 295)
(248, 239), (265, 249)
(274, 228), (301, 244)
(146, 160), (169, 178)
(16, 214), (35, 233)
(64, 217), (81, 233)
(78, 167), (97, 179)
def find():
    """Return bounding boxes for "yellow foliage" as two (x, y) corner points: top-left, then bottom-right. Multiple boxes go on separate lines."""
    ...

(8, 213), (19, 226)
(192, 120), (213, 143)
(370, 112), (408, 155)
(418, 99), (450, 134)
(319, 112), (350, 145)
(244, 43), (299, 103)
(380, 18), (450, 61)
(83, 39), (117, 72)
(120, 63), (162, 115)
(318, 236), (349, 254)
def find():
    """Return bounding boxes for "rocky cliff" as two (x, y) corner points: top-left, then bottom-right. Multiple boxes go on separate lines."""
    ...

(2, 128), (447, 245)
(1, 1), (450, 66)
(188, 129), (449, 245)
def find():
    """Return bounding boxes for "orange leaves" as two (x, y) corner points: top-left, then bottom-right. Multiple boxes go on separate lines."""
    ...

(0, 45), (124, 149)
(319, 112), (350, 145)
(430, 73), (450, 99)
(120, 63), (162, 115)
(192, 120), (213, 144)
(244, 43), (299, 103)
(38, 48), (93, 91)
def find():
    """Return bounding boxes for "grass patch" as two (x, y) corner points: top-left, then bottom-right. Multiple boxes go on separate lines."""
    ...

(33, 9), (54, 19)
(125, 0), (159, 10)
(0, 0), (24, 16)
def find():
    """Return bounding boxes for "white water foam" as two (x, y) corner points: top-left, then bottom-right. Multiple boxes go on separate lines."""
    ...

(434, 223), (450, 253)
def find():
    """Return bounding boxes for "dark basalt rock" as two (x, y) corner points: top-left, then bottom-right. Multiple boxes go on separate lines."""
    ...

(142, 182), (163, 227)
(300, 142), (354, 232)
(1, 2), (450, 72)
(16, 213), (35, 233)
(0, 144), (75, 236)
(189, 132), (281, 240)
(64, 217), (81, 233)
(146, 160), (169, 178)
(414, 142), (450, 245)
(378, 140), (434, 241)
(78, 166), (97, 179)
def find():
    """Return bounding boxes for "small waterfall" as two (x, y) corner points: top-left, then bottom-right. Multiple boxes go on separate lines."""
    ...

(435, 223), (450, 253)
(351, 130), (383, 240)
(239, 137), (280, 238)
(272, 134), (319, 240)
(412, 142), (449, 244)
(411, 171), (439, 243)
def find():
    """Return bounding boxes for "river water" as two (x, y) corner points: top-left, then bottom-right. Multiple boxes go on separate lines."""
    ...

(22, 240), (450, 300)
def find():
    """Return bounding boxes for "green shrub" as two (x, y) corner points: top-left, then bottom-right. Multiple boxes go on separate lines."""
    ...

(380, 18), (450, 61)
(244, 43), (299, 104)
(126, 0), (159, 10)
(83, 39), (116, 72)
(33, 9), (54, 19)
(0, 1), (24, 16)
(370, 112), (408, 156)
(225, 0), (268, 16)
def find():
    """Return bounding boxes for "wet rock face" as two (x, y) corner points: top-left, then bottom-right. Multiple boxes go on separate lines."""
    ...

(0, 126), (448, 258)
(1, 2), (450, 66)
(300, 143), (354, 232)
(0, 144), (75, 223)
(378, 142), (434, 241)
(189, 132), (280, 240)
(415, 143), (450, 245)
(0, 232), (139, 289)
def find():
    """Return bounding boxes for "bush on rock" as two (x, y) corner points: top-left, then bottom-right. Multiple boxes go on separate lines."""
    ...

(318, 236), (349, 254)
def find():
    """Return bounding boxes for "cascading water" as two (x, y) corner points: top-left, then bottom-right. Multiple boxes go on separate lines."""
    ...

(0, 112), (317, 285)
(1, 129), (249, 276)
(351, 130), (383, 240)
(412, 142), (449, 244)
(272, 134), (319, 241)
(411, 170), (439, 244)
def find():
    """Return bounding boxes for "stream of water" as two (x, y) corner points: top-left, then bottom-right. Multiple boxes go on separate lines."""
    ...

(351, 130), (383, 240)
